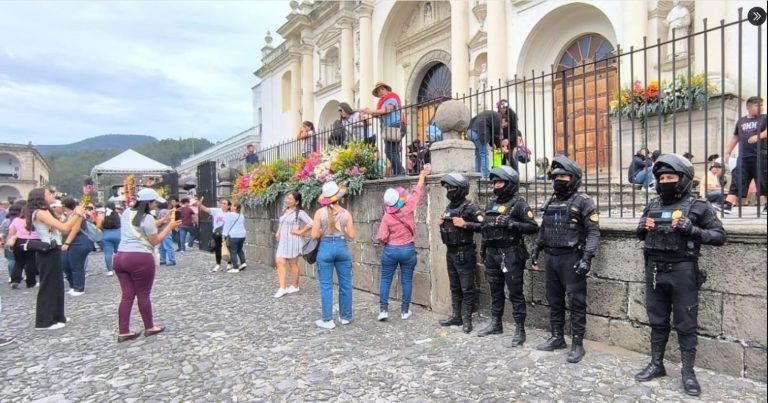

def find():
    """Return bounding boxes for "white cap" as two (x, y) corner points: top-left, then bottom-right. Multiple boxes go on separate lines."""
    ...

(383, 188), (399, 206)
(136, 188), (166, 203)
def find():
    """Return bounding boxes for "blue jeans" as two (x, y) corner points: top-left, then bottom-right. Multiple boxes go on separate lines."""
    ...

(4, 248), (15, 278)
(379, 243), (417, 313)
(227, 237), (246, 267)
(61, 237), (92, 292)
(468, 128), (489, 179)
(101, 228), (121, 272)
(384, 137), (405, 176)
(706, 190), (725, 204)
(632, 167), (653, 187)
(316, 237), (353, 322)
(178, 226), (196, 250)
(159, 233), (176, 264)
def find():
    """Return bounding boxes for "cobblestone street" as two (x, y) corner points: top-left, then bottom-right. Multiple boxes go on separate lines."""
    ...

(0, 250), (765, 402)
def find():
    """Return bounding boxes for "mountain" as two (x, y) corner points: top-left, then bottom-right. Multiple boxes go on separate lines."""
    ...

(45, 137), (214, 198)
(37, 134), (158, 156)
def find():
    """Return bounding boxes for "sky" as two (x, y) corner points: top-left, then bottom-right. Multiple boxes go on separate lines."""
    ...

(0, 0), (290, 145)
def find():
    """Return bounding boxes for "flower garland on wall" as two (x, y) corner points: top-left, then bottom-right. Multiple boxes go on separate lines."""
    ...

(233, 142), (381, 208)
(609, 73), (718, 121)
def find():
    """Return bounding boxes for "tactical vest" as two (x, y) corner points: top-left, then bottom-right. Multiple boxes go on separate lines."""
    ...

(644, 196), (699, 258)
(481, 197), (518, 243)
(540, 195), (582, 248)
(439, 202), (476, 246)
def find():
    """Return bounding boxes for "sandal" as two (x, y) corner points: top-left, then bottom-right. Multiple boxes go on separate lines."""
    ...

(144, 325), (165, 337)
(117, 332), (140, 343)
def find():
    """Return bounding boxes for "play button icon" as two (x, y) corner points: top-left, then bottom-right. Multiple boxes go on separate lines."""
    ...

(748, 7), (766, 26)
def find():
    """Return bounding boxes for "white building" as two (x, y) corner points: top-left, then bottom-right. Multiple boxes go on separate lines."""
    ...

(175, 127), (260, 183)
(254, 0), (767, 171)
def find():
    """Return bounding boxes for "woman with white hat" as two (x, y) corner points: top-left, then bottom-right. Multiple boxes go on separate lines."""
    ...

(310, 181), (356, 329)
(376, 164), (431, 321)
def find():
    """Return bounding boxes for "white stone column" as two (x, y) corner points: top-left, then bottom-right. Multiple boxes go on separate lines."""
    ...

(300, 44), (315, 124)
(620, 0), (648, 82)
(693, 0), (725, 89)
(486, 0), (507, 88)
(357, 3), (374, 107)
(289, 55), (302, 134)
(450, 0), (470, 97)
(339, 18), (355, 103)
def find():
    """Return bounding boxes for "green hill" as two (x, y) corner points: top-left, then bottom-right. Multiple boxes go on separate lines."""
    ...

(37, 134), (158, 156)
(45, 137), (213, 198)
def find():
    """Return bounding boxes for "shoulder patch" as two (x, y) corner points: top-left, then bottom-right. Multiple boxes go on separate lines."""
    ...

(589, 213), (599, 222)
(477, 214), (484, 222)
(497, 205), (506, 213)
(527, 210), (534, 219)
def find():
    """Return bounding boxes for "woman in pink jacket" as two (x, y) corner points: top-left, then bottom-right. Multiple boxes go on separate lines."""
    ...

(376, 165), (431, 321)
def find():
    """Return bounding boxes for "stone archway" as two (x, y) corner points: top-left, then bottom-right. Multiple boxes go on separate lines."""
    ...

(317, 100), (341, 133)
(0, 152), (21, 179)
(0, 185), (22, 202)
(405, 52), (452, 142)
(404, 49), (452, 104)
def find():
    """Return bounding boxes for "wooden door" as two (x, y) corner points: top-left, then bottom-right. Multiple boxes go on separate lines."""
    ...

(416, 104), (437, 142)
(554, 66), (617, 174)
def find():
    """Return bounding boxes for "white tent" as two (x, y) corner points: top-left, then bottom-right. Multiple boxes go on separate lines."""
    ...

(90, 149), (172, 176)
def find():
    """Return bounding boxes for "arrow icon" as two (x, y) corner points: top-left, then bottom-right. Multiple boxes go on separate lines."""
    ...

(748, 7), (766, 26)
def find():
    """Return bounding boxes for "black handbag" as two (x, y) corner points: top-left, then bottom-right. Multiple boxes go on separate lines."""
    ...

(301, 238), (319, 264)
(24, 239), (58, 252)
(207, 237), (217, 252)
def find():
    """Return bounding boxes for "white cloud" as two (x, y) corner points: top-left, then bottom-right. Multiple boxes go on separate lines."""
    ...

(0, 0), (289, 145)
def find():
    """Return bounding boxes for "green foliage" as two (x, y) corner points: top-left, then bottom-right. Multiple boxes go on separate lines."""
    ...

(37, 134), (158, 156)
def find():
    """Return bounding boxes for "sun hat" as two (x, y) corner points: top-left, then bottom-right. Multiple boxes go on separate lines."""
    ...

(136, 188), (166, 203)
(372, 81), (392, 97)
(383, 187), (407, 214)
(318, 181), (346, 206)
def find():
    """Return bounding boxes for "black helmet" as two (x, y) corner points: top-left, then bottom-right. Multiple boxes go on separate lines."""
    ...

(489, 166), (519, 197)
(652, 153), (694, 195)
(440, 173), (469, 202)
(550, 155), (582, 192)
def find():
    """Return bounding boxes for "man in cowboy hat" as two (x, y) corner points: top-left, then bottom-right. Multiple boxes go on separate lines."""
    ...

(364, 82), (407, 176)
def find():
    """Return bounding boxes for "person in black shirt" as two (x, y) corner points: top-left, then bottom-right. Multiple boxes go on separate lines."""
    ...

(722, 96), (767, 212)
(467, 110), (503, 179)
(245, 144), (260, 166)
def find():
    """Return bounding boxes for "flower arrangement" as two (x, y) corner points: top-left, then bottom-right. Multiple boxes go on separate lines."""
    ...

(123, 174), (136, 205)
(233, 141), (380, 208)
(609, 73), (718, 121)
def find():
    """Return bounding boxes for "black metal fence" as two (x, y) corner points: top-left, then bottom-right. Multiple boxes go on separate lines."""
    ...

(256, 11), (764, 218)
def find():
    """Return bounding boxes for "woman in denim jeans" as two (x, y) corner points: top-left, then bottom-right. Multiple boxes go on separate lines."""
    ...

(376, 165), (431, 321)
(311, 181), (355, 330)
(97, 202), (121, 276)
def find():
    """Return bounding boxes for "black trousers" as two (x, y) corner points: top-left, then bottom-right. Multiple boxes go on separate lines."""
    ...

(212, 231), (223, 264)
(35, 248), (66, 328)
(445, 244), (476, 312)
(11, 240), (38, 286)
(729, 155), (768, 198)
(645, 260), (699, 353)
(484, 245), (526, 323)
(544, 250), (586, 336)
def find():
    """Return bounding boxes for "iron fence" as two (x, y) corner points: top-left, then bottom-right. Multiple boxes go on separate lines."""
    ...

(254, 11), (764, 218)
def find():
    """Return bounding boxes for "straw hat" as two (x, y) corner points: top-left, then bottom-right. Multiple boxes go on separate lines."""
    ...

(318, 181), (347, 206)
(372, 81), (392, 97)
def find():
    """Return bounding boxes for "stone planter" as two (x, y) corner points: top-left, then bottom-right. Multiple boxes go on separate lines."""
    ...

(609, 95), (740, 179)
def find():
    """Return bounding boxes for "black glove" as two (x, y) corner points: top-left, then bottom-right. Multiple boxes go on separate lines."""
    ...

(675, 216), (699, 236)
(530, 248), (540, 266)
(637, 218), (648, 234)
(573, 258), (591, 276)
(495, 215), (510, 227)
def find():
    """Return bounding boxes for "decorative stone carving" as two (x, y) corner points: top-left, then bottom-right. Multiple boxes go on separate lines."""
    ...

(433, 100), (471, 140)
(665, 0), (691, 60)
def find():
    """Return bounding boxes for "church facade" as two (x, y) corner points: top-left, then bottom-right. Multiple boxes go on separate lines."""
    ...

(253, 0), (765, 172)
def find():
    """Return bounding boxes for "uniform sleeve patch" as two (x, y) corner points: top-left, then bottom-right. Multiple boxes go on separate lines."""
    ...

(527, 210), (534, 218)
(671, 210), (683, 220)
(589, 214), (599, 222)
(477, 215), (484, 222)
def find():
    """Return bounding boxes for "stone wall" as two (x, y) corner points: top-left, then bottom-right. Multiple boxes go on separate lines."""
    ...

(241, 175), (767, 382)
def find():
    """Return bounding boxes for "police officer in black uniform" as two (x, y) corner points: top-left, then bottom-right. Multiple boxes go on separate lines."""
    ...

(634, 153), (725, 397)
(478, 166), (538, 345)
(437, 173), (484, 333)
(531, 156), (599, 364)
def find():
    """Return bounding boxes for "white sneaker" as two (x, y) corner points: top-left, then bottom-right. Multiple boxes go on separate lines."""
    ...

(66, 289), (74, 295)
(70, 291), (84, 297)
(227, 268), (240, 273)
(401, 311), (412, 320)
(35, 322), (65, 330)
(211, 265), (220, 272)
(315, 319), (336, 329)
(378, 311), (388, 321)
(105, 271), (114, 276)
(286, 285), (300, 294)
(274, 288), (288, 298)
(340, 318), (351, 325)
(226, 264), (233, 270)
(238, 263), (247, 270)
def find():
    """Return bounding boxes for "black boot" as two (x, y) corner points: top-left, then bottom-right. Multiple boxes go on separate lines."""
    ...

(681, 351), (701, 396)
(509, 323), (526, 347)
(536, 328), (567, 351)
(461, 306), (473, 334)
(476, 316), (503, 337)
(635, 343), (667, 382)
(439, 303), (463, 327)
(566, 335), (586, 363)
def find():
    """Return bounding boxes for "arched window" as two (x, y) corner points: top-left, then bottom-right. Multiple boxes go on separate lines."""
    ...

(417, 63), (451, 103)
(557, 34), (614, 72)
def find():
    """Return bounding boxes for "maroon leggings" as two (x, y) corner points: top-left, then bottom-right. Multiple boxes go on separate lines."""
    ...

(113, 251), (156, 334)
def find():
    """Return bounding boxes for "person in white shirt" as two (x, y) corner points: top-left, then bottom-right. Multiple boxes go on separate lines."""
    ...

(222, 203), (247, 273)
(196, 198), (232, 272)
